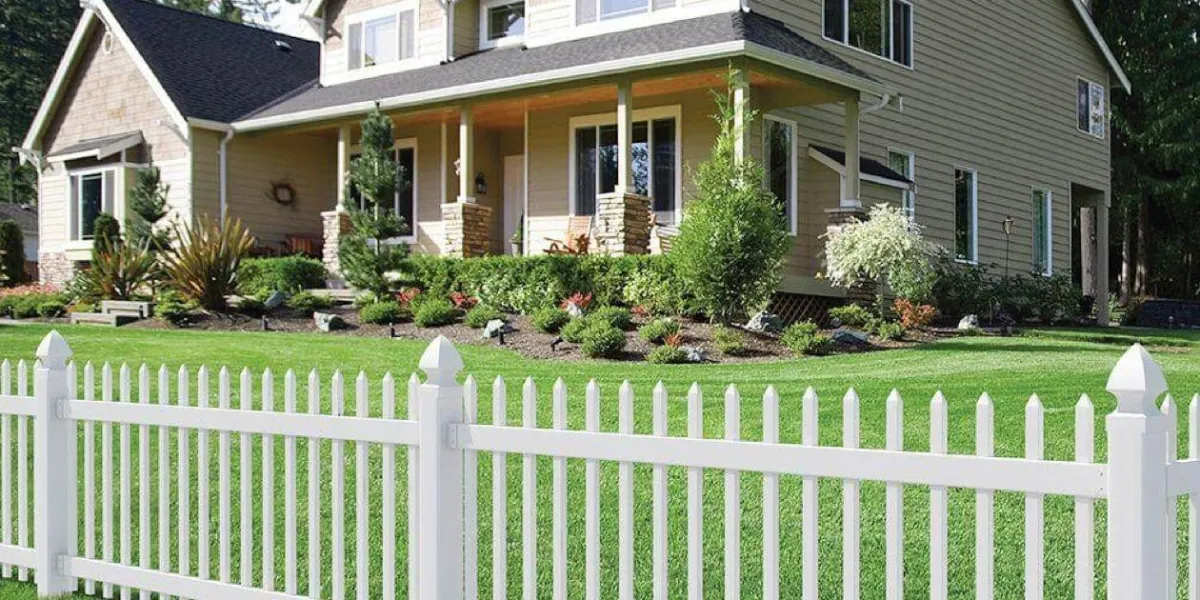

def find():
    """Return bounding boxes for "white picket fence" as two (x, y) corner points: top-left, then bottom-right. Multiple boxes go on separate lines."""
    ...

(0, 330), (1195, 599)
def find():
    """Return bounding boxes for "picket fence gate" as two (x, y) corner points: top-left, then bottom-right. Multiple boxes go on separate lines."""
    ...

(0, 331), (1196, 599)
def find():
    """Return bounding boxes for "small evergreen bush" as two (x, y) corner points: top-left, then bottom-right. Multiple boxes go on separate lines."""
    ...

(875, 321), (904, 341)
(238, 256), (327, 295)
(414, 299), (457, 328)
(638, 319), (680, 345)
(155, 290), (194, 325)
(36, 301), (66, 318)
(285, 291), (335, 314)
(580, 322), (626, 358)
(360, 301), (407, 325)
(236, 296), (266, 317)
(646, 345), (688, 364)
(560, 317), (594, 343)
(781, 321), (832, 356)
(532, 307), (570, 333)
(465, 304), (504, 329)
(590, 305), (633, 330)
(828, 304), (874, 329)
(0, 220), (24, 286)
(712, 326), (747, 356)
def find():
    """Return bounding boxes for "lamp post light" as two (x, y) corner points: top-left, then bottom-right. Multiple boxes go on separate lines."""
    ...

(1002, 216), (1014, 279)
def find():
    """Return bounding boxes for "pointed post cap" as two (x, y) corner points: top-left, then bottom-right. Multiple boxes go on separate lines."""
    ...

(1107, 343), (1168, 415)
(36, 331), (72, 370)
(419, 335), (463, 386)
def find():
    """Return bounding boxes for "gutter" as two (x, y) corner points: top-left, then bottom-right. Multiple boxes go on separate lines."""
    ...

(189, 119), (236, 224)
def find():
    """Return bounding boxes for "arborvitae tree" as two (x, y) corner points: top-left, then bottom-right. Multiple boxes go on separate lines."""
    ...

(0, 220), (24, 285)
(126, 164), (171, 251)
(92, 213), (122, 254)
(338, 107), (409, 295)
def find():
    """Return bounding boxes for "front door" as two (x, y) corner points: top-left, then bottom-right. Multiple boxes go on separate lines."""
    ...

(503, 155), (524, 255)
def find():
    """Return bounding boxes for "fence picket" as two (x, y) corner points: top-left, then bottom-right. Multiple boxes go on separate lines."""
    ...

(930, 392), (949, 600)
(119, 365), (132, 600)
(239, 368), (253, 589)
(842, 388), (861, 600)
(1190, 394), (1199, 600)
(687, 383), (703, 600)
(16, 360), (28, 582)
(1074, 395), (1095, 600)
(407, 373), (420, 600)
(219, 368), (232, 585)
(381, 373), (396, 600)
(801, 387), (818, 600)
(725, 384), (741, 600)
(84, 361), (97, 595)
(585, 380), (599, 600)
(619, 380), (634, 600)
(494, 376), (510, 600)
(354, 372), (369, 600)
(283, 370), (297, 595)
(331, 371), (345, 600)
(1025, 395), (1044, 600)
(976, 393), (995, 600)
(1165, 396), (1179, 596)
(198, 366), (211, 584)
(552, 379), (568, 600)
(886, 390), (903, 600)
(523, 377), (538, 600)
(653, 382), (669, 600)
(100, 363), (112, 596)
(762, 386), (780, 600)
(263, 369), (276, 593)
(0, 359), (9, 580)
(157, 365), (171, 600)
(306, 370), (321, 599)
(178, 366), (191, 589)
(138, 365), (151, 600)
(463, 376), (479, 600)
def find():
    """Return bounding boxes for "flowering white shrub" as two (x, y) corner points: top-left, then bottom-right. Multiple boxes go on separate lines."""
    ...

(823, 204), (942, 302)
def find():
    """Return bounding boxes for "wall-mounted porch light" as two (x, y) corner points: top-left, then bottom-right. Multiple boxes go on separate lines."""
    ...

(475, 172), (487, 195)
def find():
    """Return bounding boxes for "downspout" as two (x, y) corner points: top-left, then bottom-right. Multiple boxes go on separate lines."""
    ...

(861, 93), (892, 116)
(219, 128), (235, 223)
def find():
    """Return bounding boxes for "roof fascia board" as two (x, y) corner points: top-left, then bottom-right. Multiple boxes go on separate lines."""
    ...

(235, 40), (889, 132)
(187, 118), (235, 132)
(807, 146), (912, 190)
(1069, 0), (1131, 93)
(20, 12), (97, 151)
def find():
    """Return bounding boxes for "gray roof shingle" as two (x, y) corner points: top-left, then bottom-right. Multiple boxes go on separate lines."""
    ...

(45, 131), (143, 160)
(246, 11), (875, 122)
(0, 204), (38, 234)
(811, 145), (912, 185)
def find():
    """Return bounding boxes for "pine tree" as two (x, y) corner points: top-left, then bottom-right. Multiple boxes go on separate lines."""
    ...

(126, 164), (171, 251)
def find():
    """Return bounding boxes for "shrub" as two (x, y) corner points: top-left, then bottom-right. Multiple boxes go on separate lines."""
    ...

(465, 304), (504, 329)
(1122, 296), (1149, 326)
(560, 317), (594, 343)
(236, 296), (266, 317)
(413, 299), (458, 328)
(622, 262), (694, 316)
(92, 214), (122, 254)
(238, 256), (327, 296)
(532, 307), (570, 333)
(0, 220), (24, 286)
(875, 321), (904, 341)
(75, 244), (157, 300)
(70, 301), (97, 314)
(823, 204), (940, 303)
(162, 217), (255, 310)
(828, 304), (874, 329)
(669, 70), (790, 323)
(286, 291), (335, 314)
(894, 299), (936, 329)
(931, 258), (994, 318)
(10, 297), (41, 319)
(646, 345), (688, 364)
(360, 301), (407, 325)
(579, 322), (626, 358)
(590, 306), (633, 330)
(155, 290), (194, 325)
(451, 292), (479, 311)
(0, 285), (66, 318)
(781, 322), (833, 356)
(638, 318), (680, 345)
(561, 292), (593, 312)
(36, 301), (66, 318)
(713, 326), (748, 356)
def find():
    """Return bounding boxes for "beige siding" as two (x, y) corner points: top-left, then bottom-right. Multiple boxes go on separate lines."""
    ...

(752, 0), (1111, 277)
(526, 0), (572, 36)
(453, 0), (479, 57)
(321, 0), (446, 85)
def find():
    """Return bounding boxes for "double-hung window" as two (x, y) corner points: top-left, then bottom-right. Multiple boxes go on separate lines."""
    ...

(571, 108), (679, 224)
(69, 169), (116, 241)
(481, 0), (525, 47)
(576, 0), (654, 25)
(347, 5), (416, 71)
(954, 168), (977, 262)
(823, 0), (913, 67)
(764, 116), (798, 235)
(1077, 78), (1106, 138)
(349, 142), (418, 240)
(888, 150), (915, 219)
(1032, 188), (1052, 275)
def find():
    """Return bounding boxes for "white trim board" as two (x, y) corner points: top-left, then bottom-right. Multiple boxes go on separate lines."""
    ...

(762, 114), (799, 236)
(807, 146), (912, 191)
(1068, 0), (1131, 93)
(22, 2), (190, 154)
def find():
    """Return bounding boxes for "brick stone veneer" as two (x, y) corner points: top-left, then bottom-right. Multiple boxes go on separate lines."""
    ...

(593, 192), (651, 256)
(824, 206), (876, 304)
(441, 202), (492, 257)
(38, 252), (79, 287)
(321, 210), (352, 279)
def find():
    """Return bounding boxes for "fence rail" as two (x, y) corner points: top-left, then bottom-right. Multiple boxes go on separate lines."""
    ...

(0, 331), (1194, 599)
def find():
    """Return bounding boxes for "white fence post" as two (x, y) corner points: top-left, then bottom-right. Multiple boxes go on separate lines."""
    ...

(1105, 343), (1170, 600)
(418, 336), (465, 600)
(33, 331), (76, 596)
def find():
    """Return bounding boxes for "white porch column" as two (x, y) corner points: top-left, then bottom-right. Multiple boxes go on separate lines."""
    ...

(336, 123), (352, 211)
(732, 68), (751, 164)
(458, 106), (475, 204)
(842, 95), (862, 208)
(1096, 198), (1111, 325)
(616, 80), (634, 194)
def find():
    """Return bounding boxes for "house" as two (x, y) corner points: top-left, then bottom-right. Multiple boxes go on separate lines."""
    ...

(0, 203), (40, 281)
(18, 0), (1126, 322)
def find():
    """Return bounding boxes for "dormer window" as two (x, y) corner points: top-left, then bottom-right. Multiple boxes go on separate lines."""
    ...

(347, 4), (416, 71)
(481, 0), (525, 48)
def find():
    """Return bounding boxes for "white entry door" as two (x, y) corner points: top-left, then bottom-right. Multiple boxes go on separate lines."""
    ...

(503, 155), (525, 255)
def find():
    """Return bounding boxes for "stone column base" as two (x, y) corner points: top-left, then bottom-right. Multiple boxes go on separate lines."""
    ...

(441, 202), (492, 258)
(38, 252), (79, 287)
(322, 209), (352, 279)
(594, 192), (651, 256)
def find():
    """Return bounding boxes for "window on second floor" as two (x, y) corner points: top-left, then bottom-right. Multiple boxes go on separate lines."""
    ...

(482, 0), (525, 47)
(1077, 78), (1105, 138)
(823, 0), (913, 68)
(347, 5), (416, 71)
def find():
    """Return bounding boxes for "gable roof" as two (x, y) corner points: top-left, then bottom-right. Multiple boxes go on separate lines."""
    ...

(239, 11), (882, 130)
(1069, 0), (1130, 93)
(45, 131), (144, 161)
(0, 204), (39, 235)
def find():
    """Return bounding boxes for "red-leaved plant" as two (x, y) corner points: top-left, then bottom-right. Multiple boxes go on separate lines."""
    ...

(561, 292), (593, 312)
(663, 332), (684, 348)
(631, 305), (649, 317)
(894, 298), (937, 330)
(450, 292), (478, 311)
(396, 287), (422, 306)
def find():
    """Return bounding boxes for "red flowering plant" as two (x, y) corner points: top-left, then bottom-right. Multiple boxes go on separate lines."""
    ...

(396, 287), (422, 306)
(631, 305), (649, 317)
(0, 284), (60, 298)
(560, 292), (593, 312)
(663, 332), (684, 348)
(894, 298), (937, 330)
(450, 292), (478, 311)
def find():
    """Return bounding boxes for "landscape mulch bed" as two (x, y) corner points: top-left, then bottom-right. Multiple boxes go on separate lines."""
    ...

(120, 307), (943, 363)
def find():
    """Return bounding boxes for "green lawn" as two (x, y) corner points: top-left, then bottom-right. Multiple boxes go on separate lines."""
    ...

(1, 323), (1199, 600)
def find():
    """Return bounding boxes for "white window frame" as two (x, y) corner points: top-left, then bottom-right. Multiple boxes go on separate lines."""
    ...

(887, 148), (915, 220)
(763, 115), (799, 236)
(68, 165), (125, 243)
(567, 105), (683, 223)
(953, 166), (978, 264)
(821, 0), (915, 69)
(345, 3), (418, 74)
(349, 137), (419, 244)
(1032, 187), (1053, 276)
(480, 0), (526, 49)
(1076, 77), (1106, 139)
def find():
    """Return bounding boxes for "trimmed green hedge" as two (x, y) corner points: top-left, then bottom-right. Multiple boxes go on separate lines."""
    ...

(238, 256), (328, 296)
(401, 255), (689, 315)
